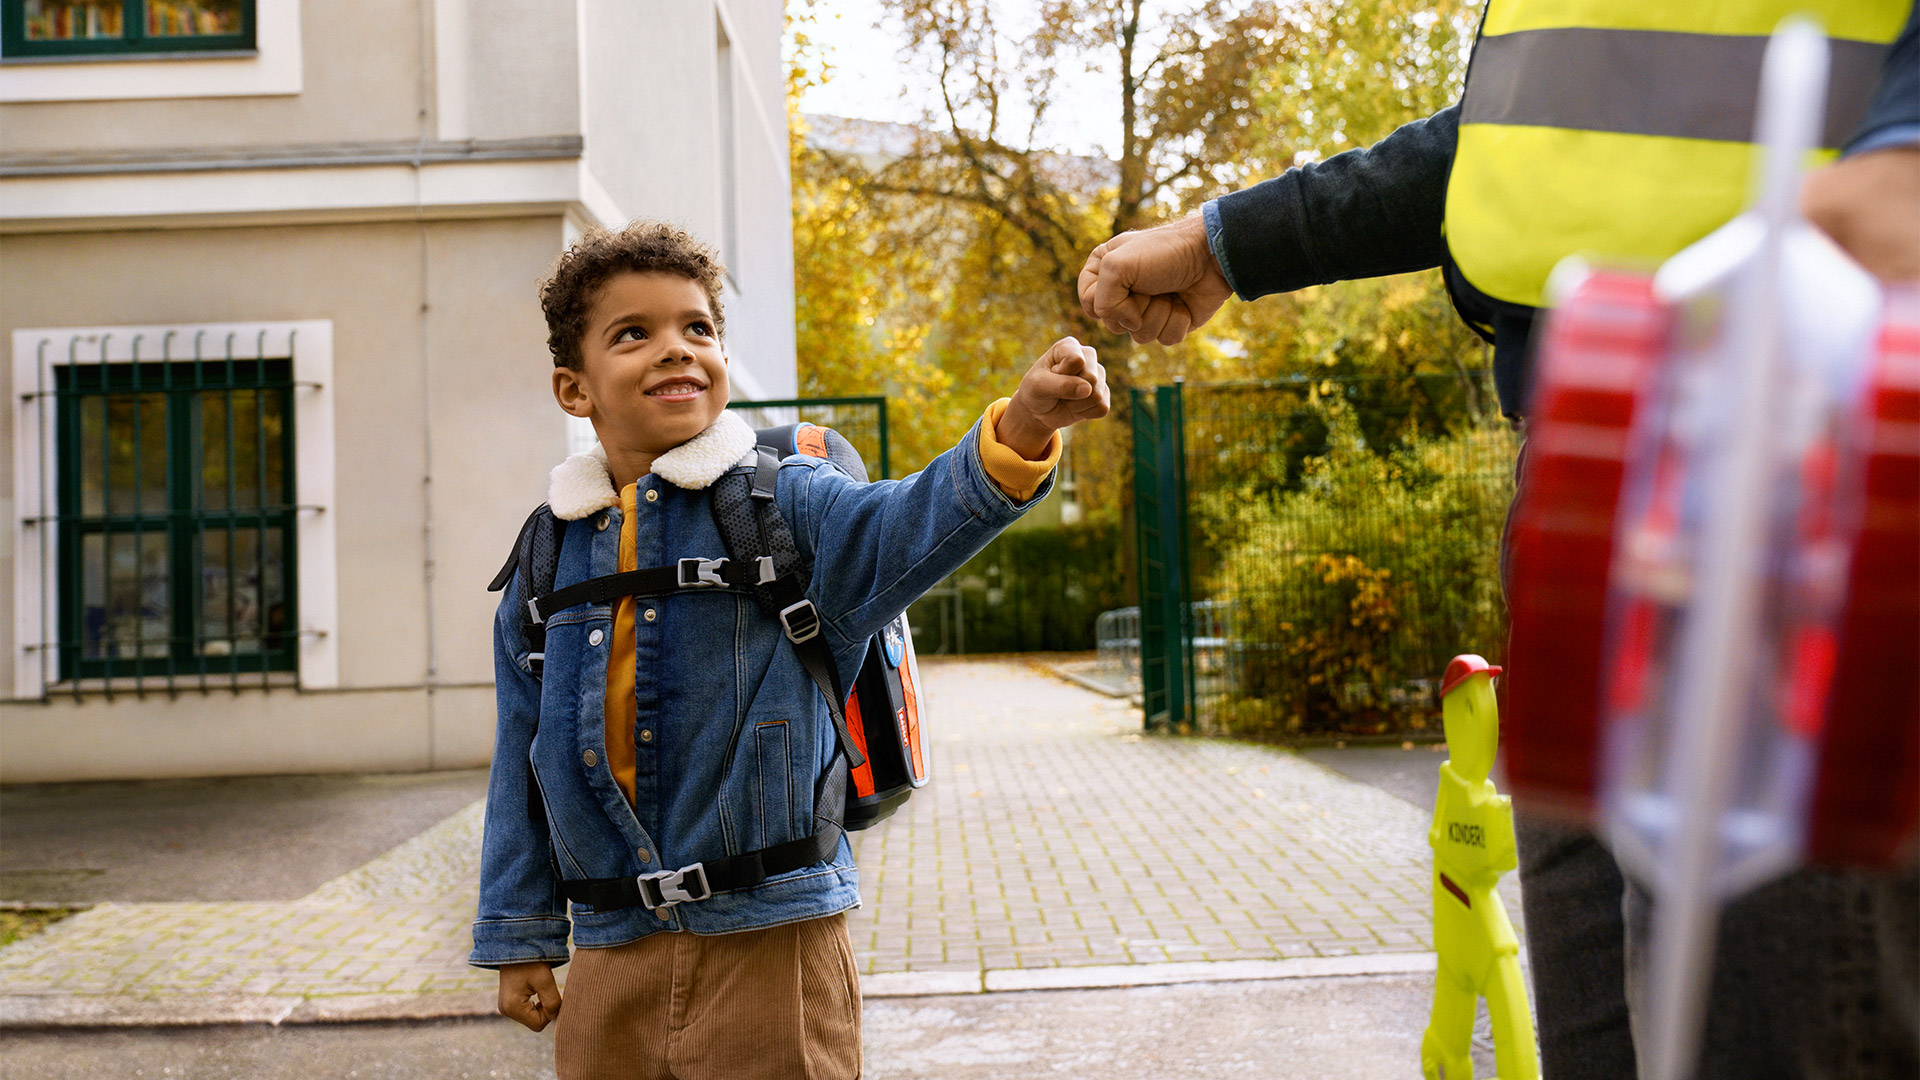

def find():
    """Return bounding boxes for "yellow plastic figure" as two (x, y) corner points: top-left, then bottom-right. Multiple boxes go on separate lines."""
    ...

(1420, 654), (1539, 1080)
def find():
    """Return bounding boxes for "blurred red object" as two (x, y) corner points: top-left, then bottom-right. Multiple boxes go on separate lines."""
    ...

(1502, 274), (1919, 868)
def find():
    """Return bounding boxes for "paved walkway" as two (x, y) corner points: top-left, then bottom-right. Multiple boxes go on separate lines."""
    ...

(849, 661), (1442, 985)
(0, 659), (1496, 1027)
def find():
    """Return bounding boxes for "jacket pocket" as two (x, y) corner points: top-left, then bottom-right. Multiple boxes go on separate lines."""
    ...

(527, 754), (588, 881)
(754, 720), (795, 849)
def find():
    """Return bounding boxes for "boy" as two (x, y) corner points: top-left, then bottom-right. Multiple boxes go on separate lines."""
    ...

(470, 221), (1109, 1080)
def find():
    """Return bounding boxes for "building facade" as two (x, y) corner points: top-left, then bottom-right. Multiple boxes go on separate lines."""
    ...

(1, 0), (797, 781)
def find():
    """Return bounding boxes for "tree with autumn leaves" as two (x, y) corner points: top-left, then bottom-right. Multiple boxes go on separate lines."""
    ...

(790, 0), (1482, 519)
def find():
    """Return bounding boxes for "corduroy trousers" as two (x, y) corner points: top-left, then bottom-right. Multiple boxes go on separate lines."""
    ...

(554, 913), (862, 1080)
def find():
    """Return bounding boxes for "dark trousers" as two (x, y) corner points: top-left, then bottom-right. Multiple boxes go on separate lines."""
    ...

(1514, 815), (1639, 1080)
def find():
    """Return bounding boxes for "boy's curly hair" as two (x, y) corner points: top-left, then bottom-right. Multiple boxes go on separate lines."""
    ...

(540, 221), (727, 370)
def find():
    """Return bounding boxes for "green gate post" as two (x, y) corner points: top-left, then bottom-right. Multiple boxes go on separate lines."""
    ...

(1131, 383), (1194, 731)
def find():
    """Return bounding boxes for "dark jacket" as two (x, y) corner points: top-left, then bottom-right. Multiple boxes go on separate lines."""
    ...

(1205, 6), (1919, 417)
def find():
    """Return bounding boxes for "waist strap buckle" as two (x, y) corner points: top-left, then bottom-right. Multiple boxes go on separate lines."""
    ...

(637, 863), (711, 910)
(677, 558), (728, 588)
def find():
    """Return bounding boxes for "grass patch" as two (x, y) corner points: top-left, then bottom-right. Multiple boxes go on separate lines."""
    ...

(0, 907), (80, 947)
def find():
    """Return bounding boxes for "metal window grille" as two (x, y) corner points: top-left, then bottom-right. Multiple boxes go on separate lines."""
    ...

(26, 331), (299, 697)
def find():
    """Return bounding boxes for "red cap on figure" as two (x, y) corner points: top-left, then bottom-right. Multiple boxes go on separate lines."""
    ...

(1441, 654), (1503, 699)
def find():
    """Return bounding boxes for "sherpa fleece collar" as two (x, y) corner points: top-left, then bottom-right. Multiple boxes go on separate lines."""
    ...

(546, 411), (757, 520)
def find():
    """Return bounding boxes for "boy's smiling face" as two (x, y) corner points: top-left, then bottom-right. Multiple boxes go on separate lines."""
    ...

(553, 270), (731, 460)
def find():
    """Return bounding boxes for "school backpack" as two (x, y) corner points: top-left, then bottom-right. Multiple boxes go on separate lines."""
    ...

(486, 422), (929, 911)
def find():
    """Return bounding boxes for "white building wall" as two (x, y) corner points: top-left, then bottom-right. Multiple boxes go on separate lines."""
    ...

(0, 0), (797, 780)
(577, 0), (797, 398)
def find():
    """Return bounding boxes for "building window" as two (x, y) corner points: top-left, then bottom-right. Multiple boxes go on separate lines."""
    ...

(13, 321), (338, 698)
(2, 0), (254, 60)
(55, 354), (294, 680)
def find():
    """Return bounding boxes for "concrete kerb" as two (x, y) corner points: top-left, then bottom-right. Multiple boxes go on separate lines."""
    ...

(1041, 659), (1140, 703)
(864, 950), (1439, 998)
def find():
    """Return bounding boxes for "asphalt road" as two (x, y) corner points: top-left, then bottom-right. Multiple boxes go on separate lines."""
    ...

(1299, 744), (1448, 811)
(0, 769), (490, 903)
(0, 974), (1476, 1080)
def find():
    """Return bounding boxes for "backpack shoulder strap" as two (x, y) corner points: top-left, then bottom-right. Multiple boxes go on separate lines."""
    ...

(489, 504), (547, 593)
(490, 504), (564, 835)
(711, 450), (866, 770)
(489, 503), (564, 679)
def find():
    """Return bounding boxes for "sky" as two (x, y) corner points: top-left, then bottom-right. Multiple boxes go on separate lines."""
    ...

(793, 1), (1125, 159)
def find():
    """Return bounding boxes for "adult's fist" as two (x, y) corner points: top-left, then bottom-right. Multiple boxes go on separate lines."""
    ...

(1078, 215), (1234, 345)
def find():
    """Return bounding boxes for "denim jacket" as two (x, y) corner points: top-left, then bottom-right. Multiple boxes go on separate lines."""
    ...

(470, 416), (1050, 967)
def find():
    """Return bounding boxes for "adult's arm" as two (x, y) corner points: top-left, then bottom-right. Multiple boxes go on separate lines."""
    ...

(1805, 5), (1920, 281)
(1206, 104), (1459, 301)
(1844, 3), (1919, 155)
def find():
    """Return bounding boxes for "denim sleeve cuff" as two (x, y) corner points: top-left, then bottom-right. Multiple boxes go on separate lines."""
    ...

(1201, 199), (1246, 299)
(1847, 122), (1920, 156)
(469, 916), (573, 970)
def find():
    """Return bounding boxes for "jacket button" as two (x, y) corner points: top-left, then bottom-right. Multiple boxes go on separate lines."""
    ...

(644, 489), (659, 503)
(583, 749), (598, 767)
(595, 514), (609, 531)
(637, 848), (649, 862)
(639, 729), (653, 743)
(643, 608), (657, 623)
(588, 629), (604, 646)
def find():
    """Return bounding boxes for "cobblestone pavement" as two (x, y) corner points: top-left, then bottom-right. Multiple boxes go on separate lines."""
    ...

(849, 659), (1443, 978)
(0, 658), (1489, 1025)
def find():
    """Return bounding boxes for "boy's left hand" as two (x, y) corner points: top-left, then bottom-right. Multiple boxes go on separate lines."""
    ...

(999, 336), (1112, 460)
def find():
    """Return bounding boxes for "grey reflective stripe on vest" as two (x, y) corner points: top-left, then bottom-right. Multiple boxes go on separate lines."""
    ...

(1461, 28), (1889, 149)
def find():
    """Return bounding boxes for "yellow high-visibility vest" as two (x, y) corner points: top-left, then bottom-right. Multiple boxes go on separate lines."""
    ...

(1445, 1), (1909, 309)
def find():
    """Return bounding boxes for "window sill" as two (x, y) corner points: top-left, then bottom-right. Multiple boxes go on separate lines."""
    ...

(32, 671), (302, 700)
(1, 49), (260, 66)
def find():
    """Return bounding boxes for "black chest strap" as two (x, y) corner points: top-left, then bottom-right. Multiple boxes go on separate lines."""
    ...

(525, 556), (775, 624)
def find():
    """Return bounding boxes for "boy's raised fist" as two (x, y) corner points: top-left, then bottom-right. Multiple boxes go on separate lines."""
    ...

(999, 336), (1113, 460)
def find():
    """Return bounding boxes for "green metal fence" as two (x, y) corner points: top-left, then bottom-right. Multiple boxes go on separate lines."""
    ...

(727, 396), (889, 479)
(1131, 385), (1195, 732)
(1135, 374), (1519, 738)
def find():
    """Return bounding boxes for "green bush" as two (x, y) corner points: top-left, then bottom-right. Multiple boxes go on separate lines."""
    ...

(907, 520), (1129, 654)
(1196, 410), (1515, 737)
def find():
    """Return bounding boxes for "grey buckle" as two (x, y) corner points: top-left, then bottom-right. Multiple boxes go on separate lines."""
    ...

(778, 600), (821, 643)
(526, 597), (546, 625)
(637, 863), (710, 910)
(677, 558), (727, 588)
(755, 556), (777, 585)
